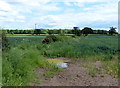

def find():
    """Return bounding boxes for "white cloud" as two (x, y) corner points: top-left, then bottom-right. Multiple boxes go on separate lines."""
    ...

(0, 0), (118, 29)
(0, 0), (61, 25)
(0, 0), (26, 24)
(0, 0), (11, 11)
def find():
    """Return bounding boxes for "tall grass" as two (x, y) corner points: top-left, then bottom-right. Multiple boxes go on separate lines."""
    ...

(3, 35), (119, 86)
(43, 35), (118, 59)
(2, 42), (59, 86)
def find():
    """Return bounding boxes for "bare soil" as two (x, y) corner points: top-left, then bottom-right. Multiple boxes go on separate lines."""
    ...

(32, 58), (118, 86)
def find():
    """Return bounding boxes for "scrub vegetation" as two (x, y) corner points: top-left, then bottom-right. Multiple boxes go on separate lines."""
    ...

(2, 30), (119, 86)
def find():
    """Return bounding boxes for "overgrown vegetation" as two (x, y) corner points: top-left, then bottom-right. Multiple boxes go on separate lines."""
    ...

(2, 43), (60, 86)
(2, 33), (119, 86)
(2, 34), (59, 86)
(43, 35), (118, 58)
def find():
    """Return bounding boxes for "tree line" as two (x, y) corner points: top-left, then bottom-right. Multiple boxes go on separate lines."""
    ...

(4, 27), (118, 36)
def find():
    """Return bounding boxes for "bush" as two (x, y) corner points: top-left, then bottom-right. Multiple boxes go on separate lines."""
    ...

(42, 35), (58, 44)
(42, 35), (71, 44)
(1, 31), (10, 51)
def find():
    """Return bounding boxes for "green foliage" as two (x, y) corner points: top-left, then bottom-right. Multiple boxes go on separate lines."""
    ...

(7, 35), (45, 47)
(71, 35), (77, 38)
(102, 60), (118, 78)
(42, 35), (71, 44)
(72, 28), (81, 36)
(81, 27), (93, 36)
(34, 29), (41, 35)
(43, 35), (118, 58)
(109, 27), (117, 35)
(103, 55), (113, 61)
(3, 35), (119, 86)
(1, 31), (10, 51)
(87, 65), (99, 77)
(2, 42), (59, 86)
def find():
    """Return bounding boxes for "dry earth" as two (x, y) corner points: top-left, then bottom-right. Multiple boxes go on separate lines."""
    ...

(32, 58), (118, 86)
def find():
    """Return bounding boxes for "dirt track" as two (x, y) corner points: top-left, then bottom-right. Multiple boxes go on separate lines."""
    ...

(32, 59), (118, 86)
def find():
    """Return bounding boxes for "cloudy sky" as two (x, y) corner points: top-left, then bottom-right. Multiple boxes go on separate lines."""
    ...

(0, 0), (119, 30)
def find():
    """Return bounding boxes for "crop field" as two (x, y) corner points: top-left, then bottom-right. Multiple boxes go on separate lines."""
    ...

(7, 35), (46, 46)
(2, 34), (119, 86)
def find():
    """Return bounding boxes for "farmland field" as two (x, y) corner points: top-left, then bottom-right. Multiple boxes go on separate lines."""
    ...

(7, 35), (46, 46)
(2, 34), (119, 86)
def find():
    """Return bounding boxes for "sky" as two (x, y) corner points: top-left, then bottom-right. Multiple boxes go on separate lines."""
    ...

(0, 0), (119, 31)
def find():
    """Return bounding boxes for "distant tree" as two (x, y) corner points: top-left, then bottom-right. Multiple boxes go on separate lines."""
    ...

(109, 27), (117, 35)
(6, 30), (10, 34)
(52, 30), (58, 34)
(34, 29), (41, 35)
(72, 27), (81, 36)
(57, 29), (62, 34)
(25, 30), (31, 34)
(66, 29), (73, 34)
(47, 30), (54, 35)
(23, 30), (26, 34)
(73, 27), (79, 30)
(81, 27), (93, 36)
(96, 30), (107, 34)
(75, 30), (81, 36)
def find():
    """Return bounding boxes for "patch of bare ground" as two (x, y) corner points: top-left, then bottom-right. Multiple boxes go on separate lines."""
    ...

(32, 58), (118, 86)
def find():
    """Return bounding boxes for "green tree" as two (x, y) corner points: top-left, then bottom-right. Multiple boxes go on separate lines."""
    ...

(81, 27), (93, 36)
(72, 27), (81, 36)
(47, 30), (54, 35)
(34, 29), (41, 35)
(109, 27), (117, 35)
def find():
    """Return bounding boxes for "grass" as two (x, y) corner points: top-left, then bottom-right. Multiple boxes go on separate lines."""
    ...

(2, 34), (119, 86)
(81, 55), (119, 78)
(102, 60), (118, 78)
(2, 42), (59, 86)
(87, 65), (99, 77)
(44, 67), (60, 78)
(43, 35), (118, 58)
(46, 59), (65, 64)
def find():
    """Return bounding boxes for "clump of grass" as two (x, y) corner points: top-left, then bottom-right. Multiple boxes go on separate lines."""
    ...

(81, 62), (99, 77)
(88, 67), (98, 77)
(102, 60), (118, 78)
(44, 66), (59, 78)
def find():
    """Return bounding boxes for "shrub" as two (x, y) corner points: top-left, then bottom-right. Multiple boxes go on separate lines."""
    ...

(42, 35), (71, 44)
(42, 35), (58, 44)
(1, 31), (10, 51)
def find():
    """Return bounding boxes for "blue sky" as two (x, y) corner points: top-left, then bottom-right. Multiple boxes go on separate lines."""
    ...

(0, 0), (119, 31)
